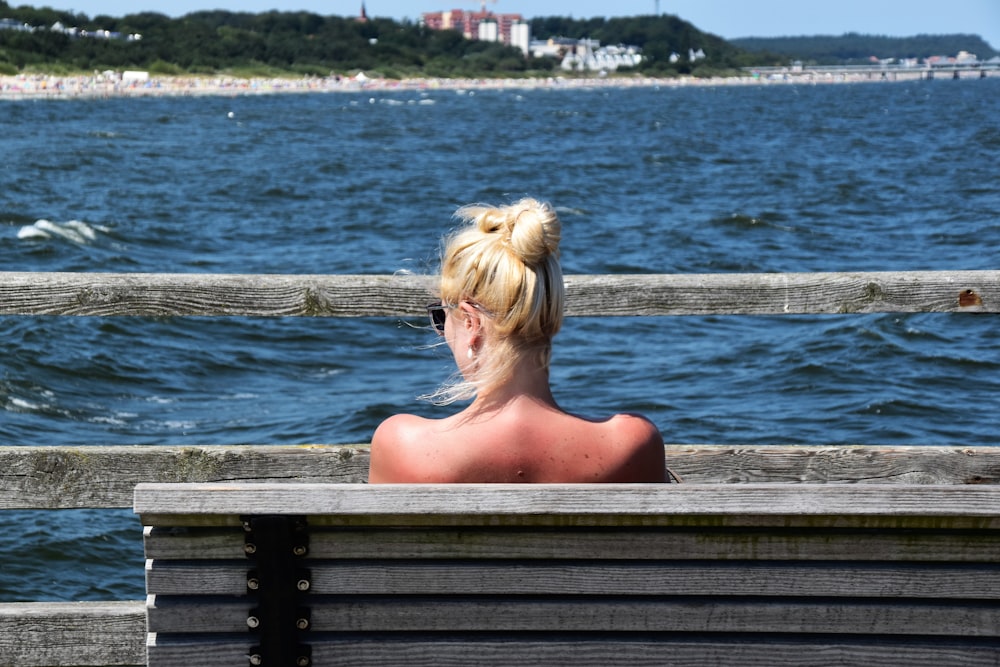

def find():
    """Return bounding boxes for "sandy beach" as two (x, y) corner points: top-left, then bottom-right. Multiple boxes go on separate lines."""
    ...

(1, 67), (967, 99)
(0, 71), (737, 99)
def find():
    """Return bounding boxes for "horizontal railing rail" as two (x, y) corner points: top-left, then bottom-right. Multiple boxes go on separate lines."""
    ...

(0, 270), (997, 316)
(1, 444), (998, 510)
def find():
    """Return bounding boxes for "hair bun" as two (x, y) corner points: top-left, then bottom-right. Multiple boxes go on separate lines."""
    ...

(472, 197), (560, 266)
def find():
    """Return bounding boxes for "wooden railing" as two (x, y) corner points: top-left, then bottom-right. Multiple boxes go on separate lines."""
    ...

(0, 270), (997, 316)
(1, 270), (998, 666)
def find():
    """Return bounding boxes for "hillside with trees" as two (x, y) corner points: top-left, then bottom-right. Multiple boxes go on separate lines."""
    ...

(0, 1), (994, 78)
(528, 14), (764, 73)
(0, 2), (761, 77)
(731, 33), (998, 64)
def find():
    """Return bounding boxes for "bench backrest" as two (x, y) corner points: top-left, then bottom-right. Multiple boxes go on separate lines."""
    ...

(135, 482), (1000, 666)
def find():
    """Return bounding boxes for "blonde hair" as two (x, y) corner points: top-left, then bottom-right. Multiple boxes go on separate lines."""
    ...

(428, 197), (564, 404)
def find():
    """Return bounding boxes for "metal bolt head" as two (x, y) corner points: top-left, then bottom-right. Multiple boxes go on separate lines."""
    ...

(296, 657), (310, 667)
(296, 579), (310, 591)
(296, 617), (310, 630)
(244, 542), (257, 555)
(247, 578), (260, 590)
(249, 654), (262, 666)
(247, 615), (260, 629)
(292, 545), (307, 557)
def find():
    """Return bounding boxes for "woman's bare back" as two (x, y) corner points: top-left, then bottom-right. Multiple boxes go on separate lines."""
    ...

(369, 398), (666, 483)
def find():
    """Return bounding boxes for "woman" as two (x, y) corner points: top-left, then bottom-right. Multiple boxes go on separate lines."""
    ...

(369, 197), (666, 483)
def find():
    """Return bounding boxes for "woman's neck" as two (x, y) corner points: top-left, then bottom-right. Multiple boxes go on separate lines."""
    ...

(470, 358), (556, 412)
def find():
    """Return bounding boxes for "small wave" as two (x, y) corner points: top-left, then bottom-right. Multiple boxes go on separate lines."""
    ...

(88, 415), (130, 426)
(6, 396), (45, 412)
(145, 396), (175, 405)
(16, 219), (107, 245)
(710, 213), (795, 232)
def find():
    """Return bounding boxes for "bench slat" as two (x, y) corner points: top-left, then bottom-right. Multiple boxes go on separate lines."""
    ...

(144, 525), (1000, 562)
(146, 635), (1000, 667)
(144, 560), (1000, 598)
(134, 483), (1000, 529)
(147, 596), (1000, 637)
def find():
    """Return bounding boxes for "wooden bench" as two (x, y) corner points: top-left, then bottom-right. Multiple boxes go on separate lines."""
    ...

(135, 482), (1000, 666)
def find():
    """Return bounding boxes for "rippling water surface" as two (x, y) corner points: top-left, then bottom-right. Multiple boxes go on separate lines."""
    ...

(2, 79), (999, 601)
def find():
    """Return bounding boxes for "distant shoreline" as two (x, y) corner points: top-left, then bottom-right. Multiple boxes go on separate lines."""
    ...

(1, 69), (991, 99)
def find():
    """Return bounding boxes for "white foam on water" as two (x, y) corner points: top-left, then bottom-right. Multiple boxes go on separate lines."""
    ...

(17, 219), (105, 244)
(7, 396), (42, 411)
(89, 415), (128, 426)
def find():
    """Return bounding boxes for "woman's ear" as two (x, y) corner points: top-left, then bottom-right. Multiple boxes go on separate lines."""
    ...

(458, 302), (483, 335)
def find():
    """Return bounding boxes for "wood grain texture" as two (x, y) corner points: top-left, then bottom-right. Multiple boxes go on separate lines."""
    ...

(144, 560), (1000, 598)
(5, 444), (996, 510)
(1, 270), (997, 316)
(133, 482), (1000, 528)
(145, 635), (1000, 667)
(661, 444), (1000, 485)
(0, 444), (370, 509)
(144, 525), (1000, 562)
(146, 596), (1000, 636)
(0, 272), (434, 316)
(0, 601), (144, 667)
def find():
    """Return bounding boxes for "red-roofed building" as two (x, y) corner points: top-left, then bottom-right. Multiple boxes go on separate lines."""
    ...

(421, 9), (527, 49)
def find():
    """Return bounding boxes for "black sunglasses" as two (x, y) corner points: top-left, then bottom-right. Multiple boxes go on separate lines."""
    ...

(426, 302), (449, 334)
(426, 301), (492, 334)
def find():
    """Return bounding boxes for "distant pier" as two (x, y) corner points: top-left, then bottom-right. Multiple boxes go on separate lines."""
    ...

(747, 62), (1000, 82)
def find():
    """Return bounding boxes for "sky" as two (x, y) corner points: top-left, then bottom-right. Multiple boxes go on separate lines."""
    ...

(48, 0), (1000, 52)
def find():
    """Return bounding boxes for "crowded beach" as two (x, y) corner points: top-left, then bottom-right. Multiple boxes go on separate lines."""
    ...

(5, 64), (989, 99)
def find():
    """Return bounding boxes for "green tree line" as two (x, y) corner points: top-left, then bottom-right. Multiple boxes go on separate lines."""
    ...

(731, 33), (998, 64)
(0, 2), (764, 77)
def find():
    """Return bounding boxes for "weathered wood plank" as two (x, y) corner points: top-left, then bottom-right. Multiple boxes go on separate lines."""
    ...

(144, 560), (1000, 598)
(5, 444), (996, 510)
(143, 525), (1000, 562)
(146, 596), (1000, 636)
(663, 445), (1000, 485)
(0, 601), (144, 667)
(0, 272), (433, 317)
(145, 635), (1000, 667)
(1, 270), (996, 316)
(0, 444), (370, 509)
(133, 483), (1000, 529)
(564, 270), (1000, 315)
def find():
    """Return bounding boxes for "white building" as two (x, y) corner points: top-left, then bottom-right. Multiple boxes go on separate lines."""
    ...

(560, 39), (643, 72)
(478, 19), (498, 42)
(510, 21), (530, 56)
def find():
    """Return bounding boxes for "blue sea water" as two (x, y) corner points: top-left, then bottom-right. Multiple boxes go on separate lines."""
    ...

(1, 78), (999, 602)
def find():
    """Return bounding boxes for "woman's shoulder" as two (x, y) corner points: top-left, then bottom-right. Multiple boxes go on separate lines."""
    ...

(598, 412), (666, 482)
(586, 411), (663, 445)
(373, 412), (431, 443)
(369, 413), (440, 482)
